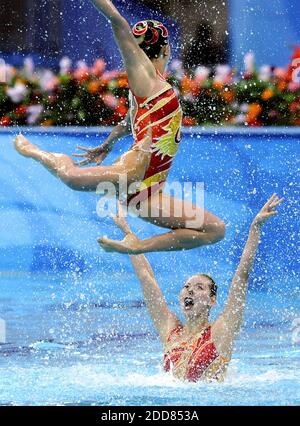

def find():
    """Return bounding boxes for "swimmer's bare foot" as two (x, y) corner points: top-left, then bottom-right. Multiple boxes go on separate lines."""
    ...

(14, 133), (75, 171)
(97, 233), (142, 255)
(14, 134), (40, 158)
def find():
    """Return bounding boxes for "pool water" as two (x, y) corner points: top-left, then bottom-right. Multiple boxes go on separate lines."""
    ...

(0, 128), (299, 405)
(0, 273), (299, 406)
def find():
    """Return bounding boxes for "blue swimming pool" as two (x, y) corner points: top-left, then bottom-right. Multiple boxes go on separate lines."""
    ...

(0, 127), (299, 405)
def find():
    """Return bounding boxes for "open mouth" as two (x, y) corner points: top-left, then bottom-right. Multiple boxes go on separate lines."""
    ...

(184, 297), (194, 307)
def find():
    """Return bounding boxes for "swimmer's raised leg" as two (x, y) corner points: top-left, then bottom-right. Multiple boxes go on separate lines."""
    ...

(98, 194), (225, 254)
(14, 134), (74, 178)
(14, 134), (129, 192)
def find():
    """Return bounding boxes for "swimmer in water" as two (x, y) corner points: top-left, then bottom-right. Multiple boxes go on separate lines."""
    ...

(112, 194), (283, 382)
(14, 0), (225, 254)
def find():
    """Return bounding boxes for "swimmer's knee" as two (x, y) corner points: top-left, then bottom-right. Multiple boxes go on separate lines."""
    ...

(207, 219), (226, 243)
(194, 218), (226, 244)
(212, 219), (226, 243)
(58, 167), (82, 190)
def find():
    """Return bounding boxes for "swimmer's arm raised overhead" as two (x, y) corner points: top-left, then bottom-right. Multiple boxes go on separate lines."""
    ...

(213, 194), (284, 354)
(112, 210), (181, 344)
(129, 254), (180, 344)
(73, 111), (131, 166)
(90, 0), (156, 97)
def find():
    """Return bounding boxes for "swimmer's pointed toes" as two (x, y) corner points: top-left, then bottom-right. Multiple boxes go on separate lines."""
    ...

(13, 133), (23, 146)
(97, 237), (111, 244)
(97, 237), (116, 253)
(13, 134), (34, 157)
(97, 236), (129, 254)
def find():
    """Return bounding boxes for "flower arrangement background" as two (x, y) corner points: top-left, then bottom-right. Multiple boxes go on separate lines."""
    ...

(0, 48), (299, 127)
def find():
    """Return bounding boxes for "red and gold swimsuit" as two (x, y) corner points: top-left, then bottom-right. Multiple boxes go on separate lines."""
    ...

(163, 325), (229, 382)
(126, 69), (183, 207)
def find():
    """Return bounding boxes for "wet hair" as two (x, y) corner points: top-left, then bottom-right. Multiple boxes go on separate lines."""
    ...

(132, 20), (169, 59)
(199, 274), (218, 298)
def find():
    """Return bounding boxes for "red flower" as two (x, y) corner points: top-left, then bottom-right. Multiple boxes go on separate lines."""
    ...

(114, 104), (128, 118)
(246, 118), (263, 127)
(15, 105), (27, 115)
(289, 101), (300, 113)
(242, 72), (253, 81)
(183, 116), (197, 126)
(291, 46), (300, 61)
(0, 116), (12, 126)
(73, 69), (90, 82)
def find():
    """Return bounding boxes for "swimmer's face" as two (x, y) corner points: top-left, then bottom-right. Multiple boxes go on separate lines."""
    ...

(179, 275), (216, 319)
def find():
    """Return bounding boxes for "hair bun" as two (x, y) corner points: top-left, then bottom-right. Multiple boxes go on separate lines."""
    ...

(145, 27), (159, 45)
(132, 20), (169, 59)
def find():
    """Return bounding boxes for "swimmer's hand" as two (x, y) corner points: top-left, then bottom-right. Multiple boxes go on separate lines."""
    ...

(72, 112), (131, 166)
(252, 193), (284, 227)
(98, 207), (142, 254)
(72, 143), (110, 166)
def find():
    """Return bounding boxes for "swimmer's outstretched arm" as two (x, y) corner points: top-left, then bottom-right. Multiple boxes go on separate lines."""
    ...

(90, 0), (157, 97)
(73, 111), (131, 166)
(112, 208), (181, 345)
(213, 194), (284, 355)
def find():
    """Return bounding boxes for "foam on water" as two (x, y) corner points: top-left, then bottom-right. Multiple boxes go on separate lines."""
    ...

(0, 361), (299, 406)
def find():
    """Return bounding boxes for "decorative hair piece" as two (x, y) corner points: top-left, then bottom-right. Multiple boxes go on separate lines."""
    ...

(132, 20), (169, 58)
